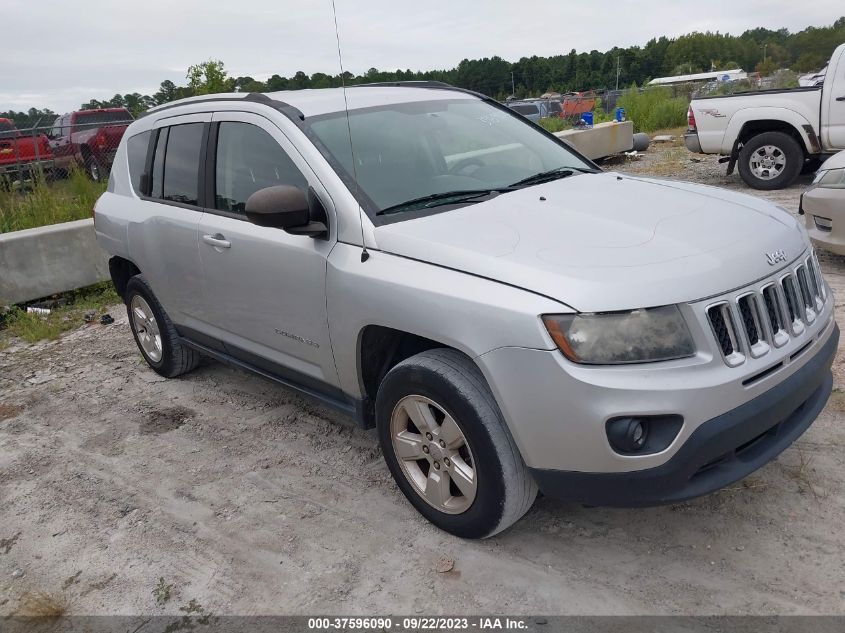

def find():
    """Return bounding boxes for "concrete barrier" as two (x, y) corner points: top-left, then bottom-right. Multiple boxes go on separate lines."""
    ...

(0, 219), (109, 305)
(555, 121), (634, 160)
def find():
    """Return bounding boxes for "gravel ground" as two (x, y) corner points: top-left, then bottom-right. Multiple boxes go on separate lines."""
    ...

(2, 141), (845, 616)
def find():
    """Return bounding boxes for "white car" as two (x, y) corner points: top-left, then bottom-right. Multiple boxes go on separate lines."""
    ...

(803, 150), (845, 254)
(95, 83), (837, 537)
(685, 43), (845, 190)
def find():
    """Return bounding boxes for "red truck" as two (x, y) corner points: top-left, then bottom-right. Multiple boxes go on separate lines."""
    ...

(0, 118), (54, 186)
(48, 108), (133, 182)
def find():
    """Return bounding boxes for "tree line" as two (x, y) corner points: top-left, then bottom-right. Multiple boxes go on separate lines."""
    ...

(3, 16), (843, 128)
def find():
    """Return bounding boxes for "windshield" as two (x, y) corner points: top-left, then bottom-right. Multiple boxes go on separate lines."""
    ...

(307, 98), (593, 221)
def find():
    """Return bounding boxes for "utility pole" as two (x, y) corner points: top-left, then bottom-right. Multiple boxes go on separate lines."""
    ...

(763, 43), (768, 62)
(615, 55), (621, 91)
(511, 71), (515, 97)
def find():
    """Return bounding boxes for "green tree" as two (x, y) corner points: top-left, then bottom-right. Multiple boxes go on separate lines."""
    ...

(186, 60), (232, 95)
(756, 57), (778, 76)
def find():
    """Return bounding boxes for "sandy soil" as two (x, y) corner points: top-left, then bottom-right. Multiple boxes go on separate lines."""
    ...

(2, 142), (845, 616)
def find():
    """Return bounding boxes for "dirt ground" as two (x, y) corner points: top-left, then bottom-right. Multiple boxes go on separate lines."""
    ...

(2, 139), (845, 616)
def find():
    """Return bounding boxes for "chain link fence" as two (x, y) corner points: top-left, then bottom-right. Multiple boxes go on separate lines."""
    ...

(0, 110), (134, 190)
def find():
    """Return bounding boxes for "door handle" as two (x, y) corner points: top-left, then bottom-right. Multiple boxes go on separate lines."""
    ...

(837, 96), (845, 102)
(202, 233), (231, 249)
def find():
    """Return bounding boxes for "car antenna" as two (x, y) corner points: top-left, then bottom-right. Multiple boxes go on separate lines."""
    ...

(331, 0), (369, 263)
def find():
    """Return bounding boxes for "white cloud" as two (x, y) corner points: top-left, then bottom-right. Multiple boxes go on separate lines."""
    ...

(2, 0), (842, 112)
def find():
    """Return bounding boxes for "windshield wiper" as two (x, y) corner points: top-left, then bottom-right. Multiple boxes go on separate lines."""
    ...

(509, 166), (594, 189)
(375, 188), (513, 216)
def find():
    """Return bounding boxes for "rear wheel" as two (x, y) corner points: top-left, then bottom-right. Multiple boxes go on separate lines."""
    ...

(376, 348), (537, 538)
(738, 131), (803, 190)
(83, 152), (104, 182)
(125, 275), (200, 378)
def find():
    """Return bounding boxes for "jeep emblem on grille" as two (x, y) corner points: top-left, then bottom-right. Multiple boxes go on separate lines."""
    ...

(766, 249), (787, 266)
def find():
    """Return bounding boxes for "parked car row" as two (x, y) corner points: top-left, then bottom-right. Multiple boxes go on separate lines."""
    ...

(505, 92), (596, 123)
(0, 108), (133, 187)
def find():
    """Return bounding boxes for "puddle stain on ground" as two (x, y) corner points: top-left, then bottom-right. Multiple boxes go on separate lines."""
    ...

(140, 406), (197, 435)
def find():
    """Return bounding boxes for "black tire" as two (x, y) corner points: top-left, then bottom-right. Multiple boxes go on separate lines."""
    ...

(83, 152), (104, 182)
(376, 348), (537, 538)
(738, 131), (803, 190)
(124, 275), (200, 378)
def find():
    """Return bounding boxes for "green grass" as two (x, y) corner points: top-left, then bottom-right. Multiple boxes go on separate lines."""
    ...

(0, 282), (120, 345)
(618, 86), (689, 133)
(0, 168), (106, 234)
(538, 118), (571, 133)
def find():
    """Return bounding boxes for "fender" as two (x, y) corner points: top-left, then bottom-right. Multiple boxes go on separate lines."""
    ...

(722, 107), (817, 155)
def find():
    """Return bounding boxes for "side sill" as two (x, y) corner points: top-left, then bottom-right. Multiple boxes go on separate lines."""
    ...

(178, 335), (370, 428)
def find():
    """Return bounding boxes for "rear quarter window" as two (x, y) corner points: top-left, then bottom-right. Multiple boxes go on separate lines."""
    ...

(126, 130), (152, 195)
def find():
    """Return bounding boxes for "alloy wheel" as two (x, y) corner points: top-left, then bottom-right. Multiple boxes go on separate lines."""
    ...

(389, 395), (477, 514)
(130, 295), (162, 363)
(749, 144), (786, 181)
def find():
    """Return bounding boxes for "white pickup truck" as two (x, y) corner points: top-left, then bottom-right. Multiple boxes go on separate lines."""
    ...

(685, 42), (845, 190)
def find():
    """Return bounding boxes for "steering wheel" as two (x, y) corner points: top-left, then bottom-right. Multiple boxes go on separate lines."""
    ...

(448, 157), (485, 176)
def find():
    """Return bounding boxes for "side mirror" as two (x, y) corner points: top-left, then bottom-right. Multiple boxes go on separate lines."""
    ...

(244, 185), (327, 237)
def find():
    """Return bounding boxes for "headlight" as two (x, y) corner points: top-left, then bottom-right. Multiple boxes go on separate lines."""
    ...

(813, 168), (845, 188)
(543, 305), (695, 365)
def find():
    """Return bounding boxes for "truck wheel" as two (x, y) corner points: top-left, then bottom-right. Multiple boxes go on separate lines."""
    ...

(376, 348), (537, 539)
(84, 154), (104, 182)
(738, 131), (803, 190)
(125, 275), (200, 378)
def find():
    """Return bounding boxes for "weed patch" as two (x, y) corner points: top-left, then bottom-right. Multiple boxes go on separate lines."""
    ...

(0, 167), (105, 234)
(0, 281), (120, 345)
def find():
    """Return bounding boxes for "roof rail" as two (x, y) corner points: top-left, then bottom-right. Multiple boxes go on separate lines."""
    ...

(349, 80), (491, 102)
(350, 80), (454, 89)
(140, 92), (305, 125)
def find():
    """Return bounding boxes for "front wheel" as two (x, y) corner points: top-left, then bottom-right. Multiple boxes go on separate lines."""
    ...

(738, 131), (803, 190)
(376, 349), (537, 538)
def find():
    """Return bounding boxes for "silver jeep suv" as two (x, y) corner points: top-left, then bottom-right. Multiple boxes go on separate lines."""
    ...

(95, 83), (838, 538)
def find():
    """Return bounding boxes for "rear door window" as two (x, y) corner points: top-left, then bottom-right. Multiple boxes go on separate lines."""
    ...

(150, 127), (168, 199)
(154, 123), (204, 206)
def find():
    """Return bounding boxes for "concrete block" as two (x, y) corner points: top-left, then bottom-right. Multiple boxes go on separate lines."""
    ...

(0, 219), (109, 305)
(555, 121), (634, 160)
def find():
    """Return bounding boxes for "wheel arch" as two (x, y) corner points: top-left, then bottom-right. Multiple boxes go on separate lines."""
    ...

(356, 325), (481, 428)
(108, 255), (141, 301)
(723, 109), (816, 157)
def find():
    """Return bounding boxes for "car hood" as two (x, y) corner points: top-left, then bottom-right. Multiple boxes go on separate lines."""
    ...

(373, 172), (807, 312)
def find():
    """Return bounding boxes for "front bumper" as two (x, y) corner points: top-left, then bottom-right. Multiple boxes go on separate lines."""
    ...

(802, 186), (845, 255)
(530, 323), (838, 506)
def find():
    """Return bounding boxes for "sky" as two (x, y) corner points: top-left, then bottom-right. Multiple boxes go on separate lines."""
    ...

(2, 0), (843, 113)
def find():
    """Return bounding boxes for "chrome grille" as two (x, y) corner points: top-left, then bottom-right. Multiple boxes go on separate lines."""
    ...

(705, 253), (828, 367)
